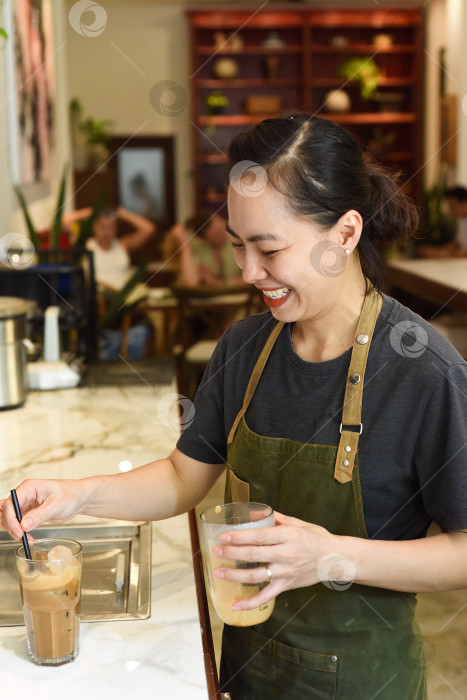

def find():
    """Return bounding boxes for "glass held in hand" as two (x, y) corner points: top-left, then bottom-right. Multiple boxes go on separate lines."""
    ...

(199, 502), (275, 627)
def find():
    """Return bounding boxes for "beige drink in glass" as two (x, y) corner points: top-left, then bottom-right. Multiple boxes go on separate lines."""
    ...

(16, 538), (82, 665)
(199, 502), (275, 627)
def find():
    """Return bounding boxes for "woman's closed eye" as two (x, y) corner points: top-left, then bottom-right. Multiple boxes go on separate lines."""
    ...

(260, 249), (281, 258)
(231, 242), (282, 257)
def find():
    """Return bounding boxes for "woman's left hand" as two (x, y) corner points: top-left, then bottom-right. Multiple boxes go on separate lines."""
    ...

(212, 511), (349, 611)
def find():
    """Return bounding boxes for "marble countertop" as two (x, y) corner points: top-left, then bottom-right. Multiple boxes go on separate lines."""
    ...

(386, 257), (467, 291)
(0, 384), (208, 699)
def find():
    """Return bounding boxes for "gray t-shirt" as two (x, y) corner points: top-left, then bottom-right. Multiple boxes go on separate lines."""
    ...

(177, 294), (467, 541)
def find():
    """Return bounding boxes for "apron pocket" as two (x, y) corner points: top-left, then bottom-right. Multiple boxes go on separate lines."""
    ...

(228, 468), (251, 503)
(220, 624), (337, 700)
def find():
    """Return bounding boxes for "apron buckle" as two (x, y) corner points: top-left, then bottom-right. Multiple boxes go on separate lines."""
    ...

(339, 422), (363, 435)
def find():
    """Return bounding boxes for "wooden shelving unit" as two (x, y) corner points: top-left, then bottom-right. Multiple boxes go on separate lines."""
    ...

(187, 8), (425, 211)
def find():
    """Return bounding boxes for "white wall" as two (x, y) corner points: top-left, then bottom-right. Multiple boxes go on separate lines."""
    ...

(423, 0), (467, 186)
(445, 0), (467, 184)
(0, 0), (71, 240)
(64, 0), (193, 222)
(423, 0), (446, 185)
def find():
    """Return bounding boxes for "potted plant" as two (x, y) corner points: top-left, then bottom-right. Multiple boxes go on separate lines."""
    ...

(420, 173), (457, 247)
(13, 168), (110, 255)
(205, 91), (229, 116)
(338, 57), (381, 101)
(69, 98), (114, 171)
(14, 162), (70, 251)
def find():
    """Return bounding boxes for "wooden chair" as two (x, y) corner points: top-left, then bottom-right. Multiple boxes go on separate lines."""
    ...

(96, 281), (151, 361)
(171, 283), (260, 400)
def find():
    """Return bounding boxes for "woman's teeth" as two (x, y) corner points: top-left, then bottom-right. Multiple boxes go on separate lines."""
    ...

(263, 287), (291, 299)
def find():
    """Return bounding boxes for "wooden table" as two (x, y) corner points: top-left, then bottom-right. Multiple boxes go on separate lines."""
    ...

(384, 258), (467, 314)
(144, 287), (255, 357)
(144, 288), (179, 356)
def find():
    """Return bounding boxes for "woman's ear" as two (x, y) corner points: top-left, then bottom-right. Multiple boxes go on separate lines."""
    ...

(338, 210), (363, 254)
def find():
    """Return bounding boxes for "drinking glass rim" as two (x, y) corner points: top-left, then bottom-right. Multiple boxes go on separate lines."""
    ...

(15, 537), (82, 562)
(199, 501), (273, 525)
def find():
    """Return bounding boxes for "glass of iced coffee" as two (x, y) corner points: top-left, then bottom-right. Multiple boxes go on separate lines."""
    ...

(15, 538), (82, 665)
(199, 502), (275, 627)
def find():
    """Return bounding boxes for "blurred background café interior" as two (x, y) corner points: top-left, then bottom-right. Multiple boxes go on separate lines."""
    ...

(1, 0), (467, 382)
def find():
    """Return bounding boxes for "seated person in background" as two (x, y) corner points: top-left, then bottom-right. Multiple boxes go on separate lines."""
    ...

(166, 210), (243, 287)
(62, 205), (156, 290)
(62, 206), (157, 360)
(418, 185), (467, 259)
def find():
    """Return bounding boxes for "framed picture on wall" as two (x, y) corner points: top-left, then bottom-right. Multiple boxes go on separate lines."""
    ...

(3, 0), (56, 185)
(110, 136), (176, 234)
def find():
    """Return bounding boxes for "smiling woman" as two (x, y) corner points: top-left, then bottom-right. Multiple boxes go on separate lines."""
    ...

(2, 114), (467, 700)
(176, 113), (467, 698)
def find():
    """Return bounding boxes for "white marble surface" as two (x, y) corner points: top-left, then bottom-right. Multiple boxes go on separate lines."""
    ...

(0, 385), (208, 699)
(386, 257), (467, 292)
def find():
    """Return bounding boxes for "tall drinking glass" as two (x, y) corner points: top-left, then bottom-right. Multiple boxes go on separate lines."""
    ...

(199, 502), (275, 627)
(16, 538), (82, 665)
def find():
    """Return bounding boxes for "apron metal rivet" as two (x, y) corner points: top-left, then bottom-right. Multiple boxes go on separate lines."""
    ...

(342, 459), (349, 467)
(345, 445), (351, 452)
(357, 334), (369, 345)
(349, 374), (360, 384)
(330, 655), (338, 662)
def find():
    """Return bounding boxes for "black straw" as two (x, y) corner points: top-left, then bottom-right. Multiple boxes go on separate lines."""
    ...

(11, 489), (33, 562)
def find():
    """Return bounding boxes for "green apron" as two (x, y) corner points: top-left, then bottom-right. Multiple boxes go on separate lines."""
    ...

(220, 288), (426, 699)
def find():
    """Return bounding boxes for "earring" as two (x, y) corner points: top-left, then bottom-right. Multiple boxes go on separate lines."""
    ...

(345, 249), (351, 255)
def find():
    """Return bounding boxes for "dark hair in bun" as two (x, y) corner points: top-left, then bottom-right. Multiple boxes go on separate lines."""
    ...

(228, 111), (419, 290)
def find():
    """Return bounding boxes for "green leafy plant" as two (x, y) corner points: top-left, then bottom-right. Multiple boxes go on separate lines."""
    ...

(99, 265), (148, 330)
(421, 173), (457, 246)
(338, 57), (381, 101)
(0, 0), (8, 42)
(205, 91), (229, 115)
(70, 98), (114, 168)
(14, 162), (69, 250)
(79, 116), (115, 148)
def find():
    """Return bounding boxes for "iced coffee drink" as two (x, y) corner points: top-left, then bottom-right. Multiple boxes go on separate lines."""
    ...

(199, 503), (275, 627)
(206, 549), (275, 626)
(16, 539), (82, 665)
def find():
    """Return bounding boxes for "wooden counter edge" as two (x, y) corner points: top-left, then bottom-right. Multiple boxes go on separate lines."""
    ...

(188, 508), (220, 699)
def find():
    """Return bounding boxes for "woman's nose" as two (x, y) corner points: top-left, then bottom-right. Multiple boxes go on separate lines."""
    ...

(241, 254), (268, 284)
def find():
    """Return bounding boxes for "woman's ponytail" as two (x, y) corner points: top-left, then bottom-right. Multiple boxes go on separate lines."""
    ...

(363, 156), (419, 248)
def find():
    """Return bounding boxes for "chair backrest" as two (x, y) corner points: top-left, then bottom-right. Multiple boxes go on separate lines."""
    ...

(170, 283), (258, 351)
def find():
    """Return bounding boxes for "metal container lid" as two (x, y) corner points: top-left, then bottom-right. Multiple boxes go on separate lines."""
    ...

(0, 296), (28, 319)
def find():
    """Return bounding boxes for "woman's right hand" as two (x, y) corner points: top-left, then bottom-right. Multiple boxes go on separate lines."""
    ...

(0, 479), (88, 541)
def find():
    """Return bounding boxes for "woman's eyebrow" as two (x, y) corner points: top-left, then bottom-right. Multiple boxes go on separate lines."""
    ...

(226, 221), (280, 242)
(225, 222), (239, 238)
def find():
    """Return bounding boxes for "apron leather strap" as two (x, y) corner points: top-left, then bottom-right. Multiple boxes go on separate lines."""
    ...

(227, 285), (382, 480)
(334, 288), (383, 483)
(227, 320), (285, 445)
